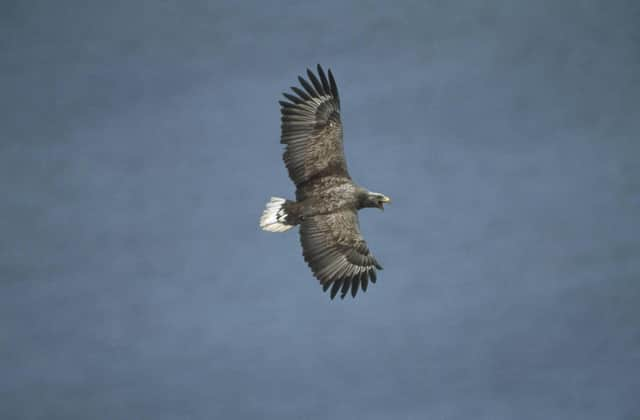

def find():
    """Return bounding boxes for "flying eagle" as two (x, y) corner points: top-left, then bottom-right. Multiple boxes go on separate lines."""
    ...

(260, 65), (390, 299)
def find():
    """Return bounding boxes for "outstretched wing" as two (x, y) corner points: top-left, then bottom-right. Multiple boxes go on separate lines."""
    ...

(279, 65), (350, 187)
(300, 210), (383, 299)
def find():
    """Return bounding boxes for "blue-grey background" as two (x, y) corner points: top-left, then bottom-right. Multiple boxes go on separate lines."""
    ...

(1, 1), (639, 419)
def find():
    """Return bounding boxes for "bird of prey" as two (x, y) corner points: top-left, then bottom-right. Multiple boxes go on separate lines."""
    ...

(260, 65), (390, 299)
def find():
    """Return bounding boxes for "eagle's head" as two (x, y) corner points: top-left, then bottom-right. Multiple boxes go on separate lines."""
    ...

(360, 191), (391, 211)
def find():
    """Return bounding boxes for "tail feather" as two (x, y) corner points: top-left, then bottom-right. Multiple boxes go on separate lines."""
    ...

(260, 197), (295, 232)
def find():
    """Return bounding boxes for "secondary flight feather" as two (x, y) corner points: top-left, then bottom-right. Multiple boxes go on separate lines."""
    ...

(260, 65), (390, 299)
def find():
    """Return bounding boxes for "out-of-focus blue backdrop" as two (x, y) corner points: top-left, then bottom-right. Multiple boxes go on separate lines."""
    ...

(1, 1), (639, 419)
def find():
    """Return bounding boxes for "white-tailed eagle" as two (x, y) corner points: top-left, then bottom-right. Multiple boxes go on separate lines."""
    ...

(260, 65), (390, 299)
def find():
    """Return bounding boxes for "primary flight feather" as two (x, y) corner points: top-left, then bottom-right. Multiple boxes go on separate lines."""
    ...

(260, 65), (390, 299)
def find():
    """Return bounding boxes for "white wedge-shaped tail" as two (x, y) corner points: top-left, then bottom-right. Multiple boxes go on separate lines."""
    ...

(260, 197), (294, 232)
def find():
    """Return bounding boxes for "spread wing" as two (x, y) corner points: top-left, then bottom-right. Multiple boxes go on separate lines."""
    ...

(300, 210), (383, 299)
(279, 65), (350, 187)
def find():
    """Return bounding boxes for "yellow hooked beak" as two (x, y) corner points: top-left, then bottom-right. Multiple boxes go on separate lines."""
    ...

(377, 195), (391, 211)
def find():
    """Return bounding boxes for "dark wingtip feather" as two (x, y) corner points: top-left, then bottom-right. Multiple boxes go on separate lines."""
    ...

(291, 86), (311, 101)
(359, 270), (368, 293)
(361, 271), (369, 291)
(327, 69), (340, 105)
(330, 280), (341, 299)
(282, 92), (302, 104)
(369, 268), (377, 285)
(340, 278), (350, 299)
(298, 75), (317, 97)
(307, 68), (324, 96)
(351, 276), (359, 298)
(317, 64), (331, 94)
(279, 100), (294, 108)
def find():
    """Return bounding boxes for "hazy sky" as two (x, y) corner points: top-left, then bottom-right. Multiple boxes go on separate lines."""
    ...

(1, 1), (639, 419)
